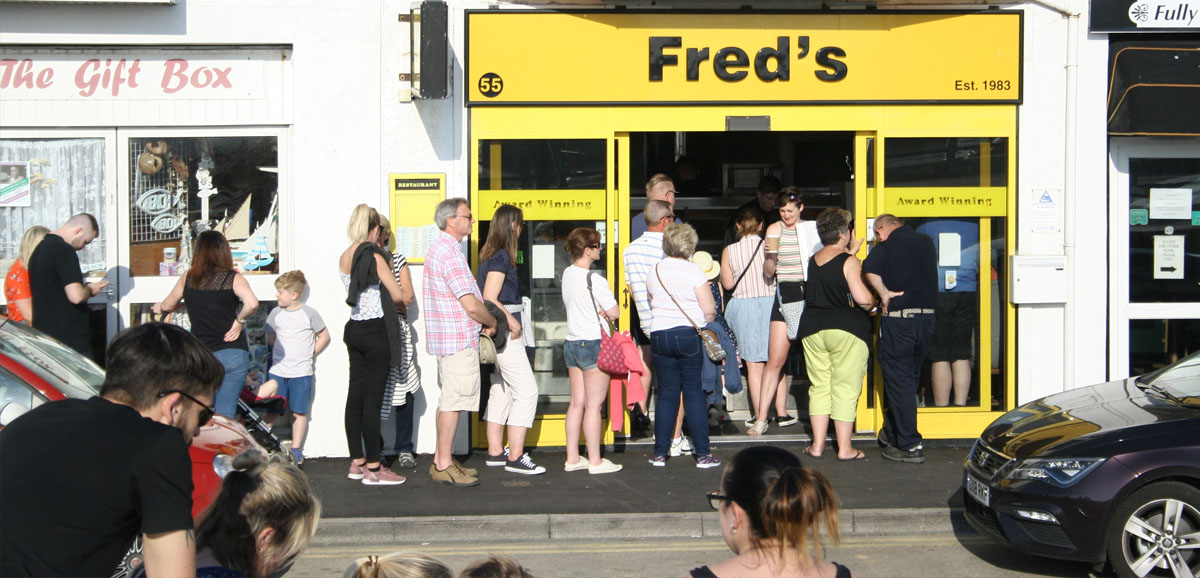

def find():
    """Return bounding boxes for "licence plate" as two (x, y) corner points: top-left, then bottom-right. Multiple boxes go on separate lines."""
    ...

(966, 474), (991, 507)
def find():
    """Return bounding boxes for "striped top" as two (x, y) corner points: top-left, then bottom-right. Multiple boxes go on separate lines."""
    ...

(772, 221), (822, 283)
(726, 234), (775, 299)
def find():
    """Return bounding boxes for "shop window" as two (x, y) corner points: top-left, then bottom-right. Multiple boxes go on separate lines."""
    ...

(127, 136), (279, 277)
(477, 139), (605, 190)
(0, 138), (108, 279)
(1128, 158), (1200, 303)
(884, 137), (1008, 188)
(1130, 319), (1200, 375)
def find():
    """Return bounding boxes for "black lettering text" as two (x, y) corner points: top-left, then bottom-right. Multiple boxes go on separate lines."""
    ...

(686, 47), (710, 81)
(815, 46), (847, 82)
(754, 36), (789, 81)
(714, 47), (749, 81)
(649, 36), (682, 81)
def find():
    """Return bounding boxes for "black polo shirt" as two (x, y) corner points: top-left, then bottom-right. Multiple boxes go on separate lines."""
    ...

(862, 225), (938, 311)
(28, 233), (90, 355)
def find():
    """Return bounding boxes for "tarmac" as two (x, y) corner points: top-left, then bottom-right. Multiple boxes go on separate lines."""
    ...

(304, 433), (974, 545)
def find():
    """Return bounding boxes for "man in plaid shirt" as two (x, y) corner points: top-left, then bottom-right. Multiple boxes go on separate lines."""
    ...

(423, 197), (497, 487)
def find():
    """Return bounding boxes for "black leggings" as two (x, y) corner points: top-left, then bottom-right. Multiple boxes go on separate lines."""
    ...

(344, 318), (390, 462)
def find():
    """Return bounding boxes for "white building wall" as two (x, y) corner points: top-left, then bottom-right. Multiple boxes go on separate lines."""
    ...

(1, 0), (1120, 454)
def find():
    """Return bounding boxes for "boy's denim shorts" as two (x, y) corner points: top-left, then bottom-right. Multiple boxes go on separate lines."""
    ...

(268, 373), (314, 415)
(563, 339), (601, 371)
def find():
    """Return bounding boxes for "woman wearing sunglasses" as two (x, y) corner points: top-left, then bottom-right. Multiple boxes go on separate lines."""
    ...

(694, 446), (854, 578)
(560, 227), (622, 474)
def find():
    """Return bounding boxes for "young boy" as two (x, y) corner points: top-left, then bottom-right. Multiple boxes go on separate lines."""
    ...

(264, 270), (330, 464)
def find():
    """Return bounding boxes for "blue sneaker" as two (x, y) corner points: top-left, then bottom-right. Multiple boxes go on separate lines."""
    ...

(695, 455), (722, 469)
(649, 455), (667, 467)
(290, 448), (304, 465)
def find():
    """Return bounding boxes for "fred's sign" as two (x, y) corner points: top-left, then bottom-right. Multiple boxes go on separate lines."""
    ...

(466, 11), (1021, 106)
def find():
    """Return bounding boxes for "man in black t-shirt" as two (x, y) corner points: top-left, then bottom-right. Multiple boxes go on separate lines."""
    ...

(863, 214), (938, 464)
(28, 213), (109, 358)
(722, 175), (783, 247)
(0, 323), (224, 578)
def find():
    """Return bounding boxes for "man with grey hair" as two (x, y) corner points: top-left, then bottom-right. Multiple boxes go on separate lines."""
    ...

(29, 213), (108, 358)
(422, 198), (497, 486)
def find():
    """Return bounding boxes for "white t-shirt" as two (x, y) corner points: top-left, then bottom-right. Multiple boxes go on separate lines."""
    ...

(265, 304), (327, 377)
(561, 265), (617, 341)
(647, 258), (708, 333)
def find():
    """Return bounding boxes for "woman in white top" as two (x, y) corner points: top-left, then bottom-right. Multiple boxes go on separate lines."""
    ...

(646, 223), (720, 469)
(720, 205), (786, 431)
(560, 227), (622, 474)
(337, 204), (411, 486)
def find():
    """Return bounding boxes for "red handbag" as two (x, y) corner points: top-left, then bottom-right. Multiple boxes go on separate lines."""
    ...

(587, 272), (627, 375)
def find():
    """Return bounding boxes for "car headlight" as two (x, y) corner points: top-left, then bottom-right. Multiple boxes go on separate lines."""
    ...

(1003, 458), (1105, 488)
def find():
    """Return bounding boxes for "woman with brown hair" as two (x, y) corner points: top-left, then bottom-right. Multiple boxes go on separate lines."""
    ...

(477, 204), (544, 475)
(155, 230), (259, 418)
(560, 227), (622, 474)
(691, 445), (855, 578)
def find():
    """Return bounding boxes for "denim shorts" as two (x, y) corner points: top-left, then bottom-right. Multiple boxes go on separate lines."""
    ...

(563, 339), (601, 371)
(268, 373), (314, 415)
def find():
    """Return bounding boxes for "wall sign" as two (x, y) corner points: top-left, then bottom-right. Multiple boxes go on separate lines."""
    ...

(466, 11), (1022, 106)
(0, 52), (265, 100)
(389, 173), (446, 264)
(477, 190), (607, 221)
(881, 187), (1007, 217)
(1092, 0), (1200, 31)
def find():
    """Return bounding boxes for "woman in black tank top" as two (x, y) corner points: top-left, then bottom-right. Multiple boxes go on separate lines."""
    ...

(154, 231), (259, 417)
(692, 446), (858, 578)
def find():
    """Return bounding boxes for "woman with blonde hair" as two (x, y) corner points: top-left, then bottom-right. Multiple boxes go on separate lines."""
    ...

(339, 204), (410, 485)
(155, 230), (259, 418)
(195, 454), (321, 578)
(344, 552), (453, 578)
(647, 223), (719, 468)
(560, 227), (622, 474)
(478, 204), (544, 474)
(691, 445), (855, 578)
(4, 225), (49, 324)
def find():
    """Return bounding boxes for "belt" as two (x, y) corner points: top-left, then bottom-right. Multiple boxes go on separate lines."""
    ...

(884, 308), (935, 319)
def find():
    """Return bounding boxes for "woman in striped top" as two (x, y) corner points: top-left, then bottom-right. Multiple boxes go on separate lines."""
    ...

(748, 188), (821, 436)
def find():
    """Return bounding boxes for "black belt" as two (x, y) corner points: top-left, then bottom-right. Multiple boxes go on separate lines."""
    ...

(884, 308), (935, 319)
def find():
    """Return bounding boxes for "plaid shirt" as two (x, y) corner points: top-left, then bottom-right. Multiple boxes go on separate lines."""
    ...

(422, 231), (482, 356)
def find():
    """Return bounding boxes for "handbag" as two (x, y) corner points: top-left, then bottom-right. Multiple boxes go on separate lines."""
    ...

(586, 272), (627, 375)
(655, 265), (727, 363)
(777, 281), (806, 341)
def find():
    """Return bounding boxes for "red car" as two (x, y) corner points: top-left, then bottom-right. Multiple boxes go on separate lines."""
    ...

(0, 315), (264, 520)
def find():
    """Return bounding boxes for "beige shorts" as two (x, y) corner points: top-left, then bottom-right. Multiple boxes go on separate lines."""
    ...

(437, 348), (482, 412)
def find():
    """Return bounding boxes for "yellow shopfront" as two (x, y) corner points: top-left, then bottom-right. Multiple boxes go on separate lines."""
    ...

(466, 10), (1020, 445)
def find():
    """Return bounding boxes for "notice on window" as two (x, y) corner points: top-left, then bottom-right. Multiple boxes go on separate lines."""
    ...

(1150, 188), (1193, 220)
(0, 161), (32, 207)
(532, 245), (557, 279)
(1154, 235), (1185, 280)
(938, 233), (962, 267)
(1032, 188), (1060, 233)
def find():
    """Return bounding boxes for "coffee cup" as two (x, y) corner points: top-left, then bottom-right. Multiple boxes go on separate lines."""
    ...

(765, 236), (780, 253)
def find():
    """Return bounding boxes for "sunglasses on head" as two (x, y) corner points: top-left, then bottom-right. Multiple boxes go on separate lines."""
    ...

(159, 389), (215, 426)
(587, 244), (601, 249)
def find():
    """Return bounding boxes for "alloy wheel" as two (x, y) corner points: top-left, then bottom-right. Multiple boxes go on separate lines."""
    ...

(1118, 494), (1200, 577)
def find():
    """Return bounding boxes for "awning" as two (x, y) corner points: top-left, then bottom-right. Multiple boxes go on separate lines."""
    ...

(1108, 38), (1200, 136)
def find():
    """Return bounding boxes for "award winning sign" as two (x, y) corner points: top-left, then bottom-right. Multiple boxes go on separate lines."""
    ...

(466, 11), (1022, 106)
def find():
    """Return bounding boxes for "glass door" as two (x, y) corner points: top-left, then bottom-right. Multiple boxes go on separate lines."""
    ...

(471, 136), (614, 446)
(0, 130), (119, 364)
(1109, 139), (1200, 377)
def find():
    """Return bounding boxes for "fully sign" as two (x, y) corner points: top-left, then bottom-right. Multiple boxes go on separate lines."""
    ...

(1092, 0), (1200, 30)
(466, 11), (1022, 105)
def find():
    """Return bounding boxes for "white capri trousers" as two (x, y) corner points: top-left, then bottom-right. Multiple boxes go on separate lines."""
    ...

(484, 332), (538, 429)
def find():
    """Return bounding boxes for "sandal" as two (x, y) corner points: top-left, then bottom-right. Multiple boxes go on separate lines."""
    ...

(836, 449), (868, 461)
(747, 420), (769, 436)
(803, 445), (825, 459)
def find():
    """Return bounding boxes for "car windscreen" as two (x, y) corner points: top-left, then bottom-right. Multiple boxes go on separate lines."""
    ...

(0, 318), (104, 399)
(1143, 350), (1200, 402)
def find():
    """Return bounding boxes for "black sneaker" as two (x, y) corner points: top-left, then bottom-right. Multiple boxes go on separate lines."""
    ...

(631, 407), (652, 431)
(485, 447), (510, 467)
(774, 414), (799, 427)
(881, 445), (926, 464)
(505, 453), (546, 475)
(877, 428), (891, 448)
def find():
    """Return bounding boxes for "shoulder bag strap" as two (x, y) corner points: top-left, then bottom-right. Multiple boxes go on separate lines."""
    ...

(585, 271), (613, 337)
(728, 237), (765, 297)
(654, 263), (704, 333)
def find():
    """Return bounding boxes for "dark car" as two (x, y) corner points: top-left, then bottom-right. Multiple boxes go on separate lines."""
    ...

(963, 352), (1200, 578)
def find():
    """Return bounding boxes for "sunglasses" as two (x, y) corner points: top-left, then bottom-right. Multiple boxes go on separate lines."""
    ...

(587, 244), (601, 249)
(159, 389), (215, 426)
(706, 491), (732, 510)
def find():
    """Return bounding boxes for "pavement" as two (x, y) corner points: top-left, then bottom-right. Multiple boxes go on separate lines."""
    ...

(304, 434), (974, 545)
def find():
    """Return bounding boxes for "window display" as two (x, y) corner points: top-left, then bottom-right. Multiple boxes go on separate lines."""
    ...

(127, 136), (279, 277)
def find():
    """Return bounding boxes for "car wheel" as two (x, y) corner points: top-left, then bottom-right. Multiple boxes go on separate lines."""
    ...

(1107, 482), (1200, 578)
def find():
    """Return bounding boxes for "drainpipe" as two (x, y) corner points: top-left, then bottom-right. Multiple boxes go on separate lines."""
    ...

(1028, 0), (1082, 390)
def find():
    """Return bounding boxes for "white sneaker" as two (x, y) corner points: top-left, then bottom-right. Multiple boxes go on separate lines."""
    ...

(669, 436), (694, 457)
(564, 458), (590, 472)
(588, 458), (623, 474)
